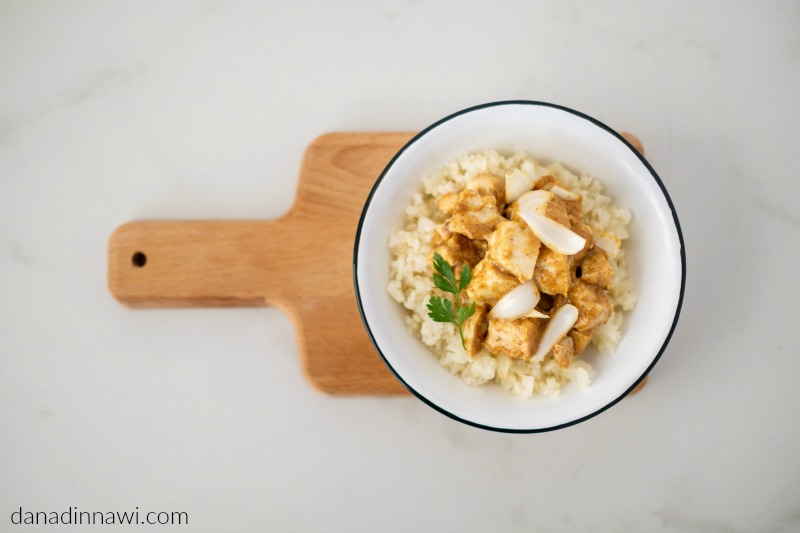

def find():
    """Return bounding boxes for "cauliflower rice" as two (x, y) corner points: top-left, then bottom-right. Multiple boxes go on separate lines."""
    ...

(387, 151), (637, 399)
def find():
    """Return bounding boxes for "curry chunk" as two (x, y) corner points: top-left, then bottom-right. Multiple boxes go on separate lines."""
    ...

(534, 247), (571, 296)
(466, 173), (505, 206)
(562, 197), (583, 220)
(487, 221), (541, 282)
(534, 175), (555, 190)
(432, 233), (481, 269)
(436, 192), (460, 215)
(429, 221), (451, 248)
(505, 201), (522, 223)
(592, 228), (621, 259)
(472, 238), (488, 261)
(567, 218), (594, 267)
(466, 258), (519, 306)
(568, 280), (613, 332)
(483, 317), (546, 360)
(550, 180), (583, 219)
(448, 189), (504, 240)
(551, 294), (568, 312)
(552, 336), (575, 368)
(541, 195), (571, 228)
(536, 293), (553, 313)
(569, 328), (593, 355)
(508, 188), (575, 229)
(580, 248), (614, 290)
(462, 304), (489, 357)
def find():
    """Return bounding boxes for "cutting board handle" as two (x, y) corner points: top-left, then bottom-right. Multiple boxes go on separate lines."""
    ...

(108, 219), (292, 308)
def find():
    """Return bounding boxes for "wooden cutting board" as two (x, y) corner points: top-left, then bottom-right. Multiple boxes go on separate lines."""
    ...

(108, 131), (646, 396)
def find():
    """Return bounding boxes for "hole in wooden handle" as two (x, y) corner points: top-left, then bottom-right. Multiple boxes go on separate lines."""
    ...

(109, 220), (283, 308)
(131, 251), (147, 267)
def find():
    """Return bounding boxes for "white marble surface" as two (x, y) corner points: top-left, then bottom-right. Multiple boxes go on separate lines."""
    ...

(1, 1), (798, 531)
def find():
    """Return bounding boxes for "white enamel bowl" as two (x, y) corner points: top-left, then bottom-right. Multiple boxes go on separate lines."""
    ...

(354, 101), (685, 432)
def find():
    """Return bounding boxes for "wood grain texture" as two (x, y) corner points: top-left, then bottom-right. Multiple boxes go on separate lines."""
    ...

(109, 132), (413, 395)
(108, 131), (646, 396)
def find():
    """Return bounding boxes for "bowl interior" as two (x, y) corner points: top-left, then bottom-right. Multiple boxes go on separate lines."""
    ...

(355, 102), (683, 432)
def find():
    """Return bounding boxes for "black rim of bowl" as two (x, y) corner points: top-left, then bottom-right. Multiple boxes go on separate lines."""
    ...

(352, 100), (686, 433)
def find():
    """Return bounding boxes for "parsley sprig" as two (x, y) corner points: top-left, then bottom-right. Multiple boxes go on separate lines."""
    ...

(426, 253), (476, 350)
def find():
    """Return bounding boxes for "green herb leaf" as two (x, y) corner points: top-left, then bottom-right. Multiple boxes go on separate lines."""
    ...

(433, 272), (456, 294)
(456, 301), (476, 325)
(458, 263), (472, 293)
(442, 297), (454, 320)
(426, 296), (452, 323)
(427, 254), (476, 351)
(432, 252), (457, 293)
